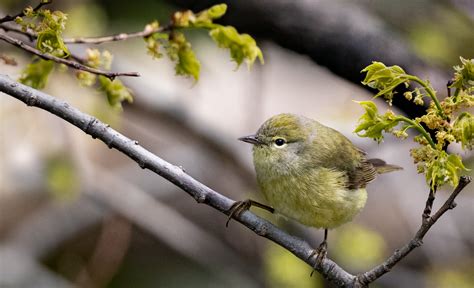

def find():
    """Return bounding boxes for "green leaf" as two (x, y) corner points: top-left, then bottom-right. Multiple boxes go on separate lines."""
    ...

(98, 76), (133, 108)
(172, 4), (227, 29)
(143, 21), (168, 59)
(205, 4), (227, 19)
(361, 62), (409, 104)
(172, 10), (194, 28)
(373, 78), (406, 99)
(76, 71), (96, 87)
(450, 57), (474, 91)
(209, 25), (264, 68)
(194, 4), (227, 28)
(176, 45), (200, 80)
(453, 112), (474, 149)
(425, 149), (468, 189)
(354, 101), (399, 142)
(17, 7), (70, 57)
(166, 32), (200, 80)
(19, 58), (54, 89)
(37, 29), (70, 57)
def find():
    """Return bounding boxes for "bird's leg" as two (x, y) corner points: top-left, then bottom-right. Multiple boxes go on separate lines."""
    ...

(309, 229), (328, 276)
(226, 199), (274, 227)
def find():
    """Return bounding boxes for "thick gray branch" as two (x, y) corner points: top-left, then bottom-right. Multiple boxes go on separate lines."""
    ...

(0, 74), (355, 286)
(1, 74), (469, 287)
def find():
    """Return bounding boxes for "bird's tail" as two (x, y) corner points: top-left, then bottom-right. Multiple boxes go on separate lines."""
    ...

(368, 158), (403, 174)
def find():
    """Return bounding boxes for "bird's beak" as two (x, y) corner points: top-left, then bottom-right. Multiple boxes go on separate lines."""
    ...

(238, 134), (262, 145)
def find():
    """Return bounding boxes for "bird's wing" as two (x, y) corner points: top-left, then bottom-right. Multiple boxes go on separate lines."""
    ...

(346, 159), (377, 189)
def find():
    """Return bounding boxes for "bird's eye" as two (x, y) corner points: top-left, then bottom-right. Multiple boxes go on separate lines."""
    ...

(274, 138), (286, 147)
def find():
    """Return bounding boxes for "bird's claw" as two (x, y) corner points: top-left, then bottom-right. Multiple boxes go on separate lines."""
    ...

(308, 241), (327, 277)
(226, 200), (251, 227)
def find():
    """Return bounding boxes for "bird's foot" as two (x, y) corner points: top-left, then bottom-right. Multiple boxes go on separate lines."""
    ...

(226, 199), (274, 227)
(308, 240), (327, 277)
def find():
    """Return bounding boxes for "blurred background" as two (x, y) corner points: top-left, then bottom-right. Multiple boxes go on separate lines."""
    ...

(1, 0), (473, 287)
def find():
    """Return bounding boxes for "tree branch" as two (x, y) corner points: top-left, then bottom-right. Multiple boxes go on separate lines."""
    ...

(0, 74), (356, 287)
(0, 75), (470, 287)
(62, 24), (171, 44)
(0, 21), (171, 45)
(0, 23), (37, 41)
(0, 33), (140, 80)
(0, 0), (52, 24)
(355, 176), (471, 286)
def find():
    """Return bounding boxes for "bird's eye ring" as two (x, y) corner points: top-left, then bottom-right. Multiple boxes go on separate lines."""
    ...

(274, 138), (286, 147)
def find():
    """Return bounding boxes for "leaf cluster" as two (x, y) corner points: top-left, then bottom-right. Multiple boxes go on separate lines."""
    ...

(77, 49), (133, 109)
(15, 5), (70, 90)
(8, 3), (263, 107)
(144, 4), (263, 81)
(355, 59), (473, 188)
(15, 6), (69, 57)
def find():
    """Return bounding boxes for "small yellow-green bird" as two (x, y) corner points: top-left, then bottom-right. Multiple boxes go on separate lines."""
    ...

(228, 113), (401, 264)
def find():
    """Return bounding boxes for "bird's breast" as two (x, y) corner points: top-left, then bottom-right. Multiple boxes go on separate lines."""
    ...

(255, 167), (367, 229)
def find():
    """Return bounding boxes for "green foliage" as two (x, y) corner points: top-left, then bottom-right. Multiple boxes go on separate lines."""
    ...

(411, 147), (467, 189)
(361, 62), (408, 103)
(356, 58), (473, 189)
(76, 49), (132, 108)
(143, 21), (168, 59)
(171, 4), (226, 29)
(210, 26), (264, 68)
(19, 58), (54, 89)
(453, 112), (474, 149)
(12, 3), (263, 105)
(98, 76), (133, 108)
(144, 3), (263, 79)
(16, 6), (70, 57)
(167, 32), (200, 81)
(354, 101), (399, 142)
(450, 57), (474, 92)
(16, 6), (69, 89)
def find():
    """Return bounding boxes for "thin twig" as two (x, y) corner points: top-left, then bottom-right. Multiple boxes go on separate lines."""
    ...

(355, 176), (471, 286)
(0, 23), (37, 41)
(63, 25), (170, 44)
(0, 0), (52, 24)
(0, 22), (170, 45)
(422, 186), (436, 220)
(0, 75), (356, 287)
(0, 33), (139, 79)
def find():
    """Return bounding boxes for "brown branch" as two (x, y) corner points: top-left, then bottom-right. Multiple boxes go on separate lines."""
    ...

(0, 0), (52, 24)
(355, 176), (471, 286)
(0, 22), (171, 45)
(63, 25), (171, 44)
(0, 32), (140, 80)
(0, 23), (37, 41)
(422, 186), (437, 220)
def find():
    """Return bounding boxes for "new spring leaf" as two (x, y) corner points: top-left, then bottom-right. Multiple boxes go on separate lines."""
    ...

(210, 26), (264, 68)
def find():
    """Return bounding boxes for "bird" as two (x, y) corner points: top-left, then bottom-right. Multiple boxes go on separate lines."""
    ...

(227, 113), (401, 266)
